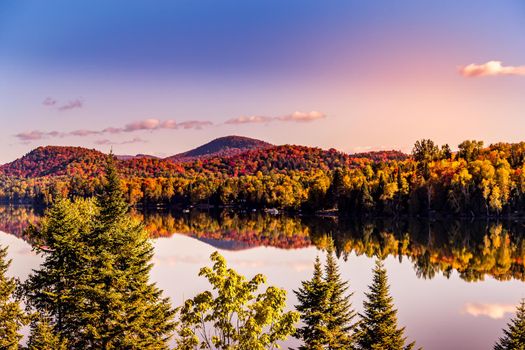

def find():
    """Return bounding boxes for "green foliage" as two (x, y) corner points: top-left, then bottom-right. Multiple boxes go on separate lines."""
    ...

(24, 158), (176, 349)
(355, 260), (417, 350)
(458, 140), (484, 162)
(494, 299), (525, 350)
(27, 314), (67, 350)
(0, 245), (27, 350)
(175, 251), (299, 350)
(295, 244), (357, 350)
(295, 256), (331, 349)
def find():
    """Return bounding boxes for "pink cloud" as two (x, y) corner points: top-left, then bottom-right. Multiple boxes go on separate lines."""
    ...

(95, 137), (148, 145)
(14, 118), (214, 142)
(460, 60), (525, 77)
(226, 111), (326, 125)
(58, 98), (84, 111)
(277, 111), (326, 122)
(226, 115), (274, 124)
(462, 302), (516, 319)
(177, 120), (214, 129)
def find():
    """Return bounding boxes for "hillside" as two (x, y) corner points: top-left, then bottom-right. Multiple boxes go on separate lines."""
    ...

(0, 139), (407, 179)
(0, 146), (107, 178)
(166, 135), (272, 161)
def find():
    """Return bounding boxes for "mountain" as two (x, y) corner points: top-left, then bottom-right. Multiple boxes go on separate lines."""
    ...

(115, 154), (160, 161)
(0, 137), (407, 180)
(166, 135), (272, 161)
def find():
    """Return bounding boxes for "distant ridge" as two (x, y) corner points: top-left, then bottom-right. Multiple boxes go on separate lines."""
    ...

(166, 135), (272, 162)
(115, 154), (160, 161)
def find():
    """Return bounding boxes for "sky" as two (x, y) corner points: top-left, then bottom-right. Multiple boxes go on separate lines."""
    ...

(1, 0), (524, 164)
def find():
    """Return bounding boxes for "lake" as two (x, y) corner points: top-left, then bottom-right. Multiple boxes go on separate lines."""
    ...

(1, 205), (524, 349)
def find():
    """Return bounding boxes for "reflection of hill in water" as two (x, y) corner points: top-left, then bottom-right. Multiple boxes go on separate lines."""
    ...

(1, 205), (525, 282)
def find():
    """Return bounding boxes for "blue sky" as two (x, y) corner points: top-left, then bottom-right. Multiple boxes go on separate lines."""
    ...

(1, 0), (524, 162)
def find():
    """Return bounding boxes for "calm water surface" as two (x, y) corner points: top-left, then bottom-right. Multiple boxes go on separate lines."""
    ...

(1, 206), (524, 350)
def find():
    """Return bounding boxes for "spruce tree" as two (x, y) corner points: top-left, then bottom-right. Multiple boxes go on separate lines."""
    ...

(324, 245), (357, 349)
(494, 299), (525, 350)
(27, 314), (67, 350)
(294, 256), (330, 349)
(23, 197), (96, 346)
(81, 156), (176, 349)
(294, 244), (357, 349)
(0, 245), (26, 350)
(355, 260), (417, 350)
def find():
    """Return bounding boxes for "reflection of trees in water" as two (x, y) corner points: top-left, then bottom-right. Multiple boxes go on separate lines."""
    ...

(1, 206), (525, 281)
(0, 205), (42, 238)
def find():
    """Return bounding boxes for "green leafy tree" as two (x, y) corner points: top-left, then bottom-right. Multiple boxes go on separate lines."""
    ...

(458, 140), (484, 162)
(0, 245), (26, 350)
(355, 260), (417, 350)
(176, 251), (299, 350)
(412, 139), (440, 163)
(494, 299), (525, 350)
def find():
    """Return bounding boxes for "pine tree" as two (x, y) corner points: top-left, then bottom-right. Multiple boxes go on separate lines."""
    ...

(81, 156), (176, 349)
(0, 245), (26, 350)
(27, 314), (67, 350)
(494, 299), (525, 350)
(294, 256), (330, 349)
(355, 260), (417, 350)
(294, 244), (357, 350)
(23, 197), (96, 346)
(324, 245), (357, 349)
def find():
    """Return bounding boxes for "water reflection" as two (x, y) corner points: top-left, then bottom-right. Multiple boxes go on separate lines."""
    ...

(1, 205), (524, 282)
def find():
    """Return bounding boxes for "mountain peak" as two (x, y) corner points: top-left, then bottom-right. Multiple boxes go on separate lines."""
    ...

(166, 135), (272, 161)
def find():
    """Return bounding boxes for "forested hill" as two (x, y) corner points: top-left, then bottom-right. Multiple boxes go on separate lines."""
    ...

(11, 138), (525, 218)
(0, 138), (406, 179)
(166, 135), (272, 161)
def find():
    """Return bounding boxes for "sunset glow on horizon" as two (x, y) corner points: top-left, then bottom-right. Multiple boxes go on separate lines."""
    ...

(1, 0), (524, 163)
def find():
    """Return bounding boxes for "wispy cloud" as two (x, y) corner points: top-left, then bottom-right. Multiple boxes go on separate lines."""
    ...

(226, 111), (326, 125)
(14, 118), (214, 142)
(462, 302), (516, 319)
(460, 61), (525, 77)
(94, 137), (148, 146)
(277, 111), (326, 122)
(14, 110), (324, 143)
(58, 98), (83, 111)
(42, 97), (57, 106)
(42, 97), (84, 111)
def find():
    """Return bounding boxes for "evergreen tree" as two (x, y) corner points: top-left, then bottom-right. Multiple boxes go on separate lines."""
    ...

(0, 245), (26, 350)
(27, 314), (67, 350)
(81, 156), (176, 349)
(294, 256), (330, 349)
(324, 245), (357, 349)
(23, 197), (96, 346)
(355, 260), (417, 350)
(294, 244), (357, 349)
(494, 299), (525, 350)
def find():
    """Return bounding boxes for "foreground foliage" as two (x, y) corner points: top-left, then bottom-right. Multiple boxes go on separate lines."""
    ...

(294, 245), (357, 349)
(355, 260), (417, 350)
(23, 158), (176, 349)
(0, 245), (26, 350)
(175, 251), (299, 350)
